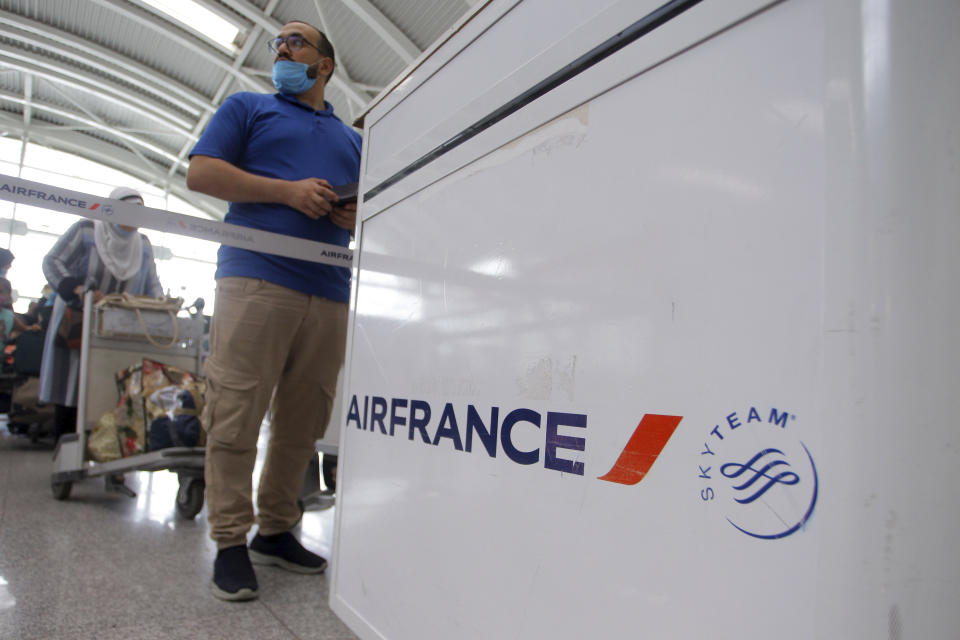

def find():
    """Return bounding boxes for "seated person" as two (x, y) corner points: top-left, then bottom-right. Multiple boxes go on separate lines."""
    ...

(0, 278), (40, 342)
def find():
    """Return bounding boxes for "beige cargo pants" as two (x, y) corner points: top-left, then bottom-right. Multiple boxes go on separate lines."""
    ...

(202, 277), (347, 549)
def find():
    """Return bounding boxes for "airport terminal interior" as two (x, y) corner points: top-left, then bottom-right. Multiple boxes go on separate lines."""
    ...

(1, 1), (959, 639)
(0, 0), (474, 638)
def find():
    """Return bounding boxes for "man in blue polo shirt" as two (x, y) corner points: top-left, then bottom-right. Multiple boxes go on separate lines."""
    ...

(187, 20), (360, 601)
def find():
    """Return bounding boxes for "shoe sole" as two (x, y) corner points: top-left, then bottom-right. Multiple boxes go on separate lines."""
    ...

(249, 549), (327, 574)
(210, 581), (259, 601)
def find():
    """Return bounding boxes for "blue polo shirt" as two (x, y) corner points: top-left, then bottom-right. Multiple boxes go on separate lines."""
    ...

(190, 92), (362, 302)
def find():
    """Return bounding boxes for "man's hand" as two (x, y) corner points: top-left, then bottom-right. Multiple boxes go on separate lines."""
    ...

(186, 156), (354, 224)
(285, 178), (337, 220)
(329, 203), (357, 231)
(187, 158), (353, 225)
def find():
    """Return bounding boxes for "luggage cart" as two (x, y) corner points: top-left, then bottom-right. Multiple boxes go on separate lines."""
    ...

(50, 291), (207, 519)
(299, 368), (344, 512)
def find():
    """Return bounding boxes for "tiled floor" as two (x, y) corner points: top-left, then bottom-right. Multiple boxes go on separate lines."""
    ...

(0, 423), (358, 640)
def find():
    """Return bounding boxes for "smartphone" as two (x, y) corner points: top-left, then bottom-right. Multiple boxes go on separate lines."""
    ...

(332, 182), (358, 206)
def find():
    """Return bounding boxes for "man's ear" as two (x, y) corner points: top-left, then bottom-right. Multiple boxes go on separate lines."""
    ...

(308, 57), (334, 83)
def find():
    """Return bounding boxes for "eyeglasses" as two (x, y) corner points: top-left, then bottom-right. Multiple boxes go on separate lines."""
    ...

(267, 34), (321, 54)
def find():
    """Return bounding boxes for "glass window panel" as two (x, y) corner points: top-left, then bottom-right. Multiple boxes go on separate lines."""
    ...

(0, 136), (23, 160)
(6, 232), (60, 312)
(23, 146), (135, 187)
(0, 159), (20, 176)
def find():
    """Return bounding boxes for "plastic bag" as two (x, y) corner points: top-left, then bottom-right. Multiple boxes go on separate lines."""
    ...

(109, 359), (206, 456)
(87, 411), (122, 462)
(113, 363), (146, 457)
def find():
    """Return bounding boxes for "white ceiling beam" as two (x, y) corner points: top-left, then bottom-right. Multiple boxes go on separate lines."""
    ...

(42, 76), (161, 177)
(310, 0), (361, 119)
(22, 75), (32, 129)
(0, 52), (195, 135)
(0, 14), (211, 116)
(340, 0), (421, 65)
(122, 0), (239, 56)
(189, 0), (251, 32)
(216, 0), (282, 38)
(218, 0), (373, 109)
(239, 66), (271, 78)
(349, 82), (385, 93)
(0, 11), (266, 185)
(86, 0), (271, 94)
(0, 113), (225, 220)
(166, 0), (274, 179)
(0, 89), (185, 168)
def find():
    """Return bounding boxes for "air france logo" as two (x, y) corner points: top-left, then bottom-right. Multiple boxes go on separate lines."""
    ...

(597, 414), (682, 485)
(697, 406), (818, 540)
(347, 395), (681, 482)
(0, 182), (91, 209)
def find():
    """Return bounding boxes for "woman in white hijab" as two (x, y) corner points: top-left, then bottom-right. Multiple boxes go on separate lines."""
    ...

(39, 186), (163, 441)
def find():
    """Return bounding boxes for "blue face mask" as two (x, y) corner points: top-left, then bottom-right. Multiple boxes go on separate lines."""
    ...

(272, 60), (316, 94)
(112, 223), (135, 237)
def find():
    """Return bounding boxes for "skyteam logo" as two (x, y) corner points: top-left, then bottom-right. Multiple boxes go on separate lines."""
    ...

(697, 406), (818, 540)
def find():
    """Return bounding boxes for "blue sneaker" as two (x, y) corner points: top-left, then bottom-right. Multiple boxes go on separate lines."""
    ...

(249, 531), (327, 574)
(211, 545), (259, 601)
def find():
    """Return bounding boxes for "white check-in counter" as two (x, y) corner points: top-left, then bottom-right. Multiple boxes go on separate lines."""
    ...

(330, 1), (960, 638)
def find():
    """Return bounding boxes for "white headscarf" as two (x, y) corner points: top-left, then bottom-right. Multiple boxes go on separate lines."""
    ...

(93, 187), (144, 281)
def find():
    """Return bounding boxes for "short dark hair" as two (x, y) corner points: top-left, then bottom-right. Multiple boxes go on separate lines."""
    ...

(289, 21), (335, 80)
(314, 29), (335, 66)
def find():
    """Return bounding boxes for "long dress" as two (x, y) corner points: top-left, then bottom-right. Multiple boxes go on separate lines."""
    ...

(38, 220), (162, 407)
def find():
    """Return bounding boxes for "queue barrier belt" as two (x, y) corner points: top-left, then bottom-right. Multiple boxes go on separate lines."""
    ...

(0, 174), (353, 268)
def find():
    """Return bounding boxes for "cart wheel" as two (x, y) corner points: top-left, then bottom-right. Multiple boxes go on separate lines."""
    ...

(51, 480), (72, 500)
(322, 454), (337, 492)
(176, 477), (205, 519)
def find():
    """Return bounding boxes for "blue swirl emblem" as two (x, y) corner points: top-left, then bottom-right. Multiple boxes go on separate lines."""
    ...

(696, 407), (819, 541)
(720, 448), (799, 504)
(722, 443), (818, 540)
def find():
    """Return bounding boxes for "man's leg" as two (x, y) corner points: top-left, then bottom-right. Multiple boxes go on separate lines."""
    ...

(249, 295), (347, 572)
(203, 278), (306, 598)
